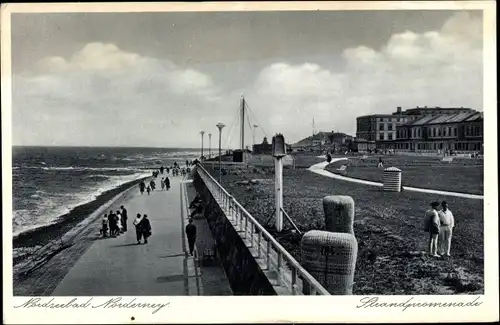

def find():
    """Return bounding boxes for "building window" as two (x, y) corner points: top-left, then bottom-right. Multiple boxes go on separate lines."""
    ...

(379, 124), (384, 131)
(388, 124), (393, 131)
(388, 133), (393, 140)
(452, 128), (457, 136)
(437, 128), (440, 137)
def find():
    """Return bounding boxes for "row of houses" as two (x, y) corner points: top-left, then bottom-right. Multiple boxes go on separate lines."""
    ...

(355, 106), (483, 153)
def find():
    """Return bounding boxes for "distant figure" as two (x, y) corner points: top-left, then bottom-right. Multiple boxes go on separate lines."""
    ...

(185, 218), (197, 256)
(150, 179), (156, 191)
(141, 214), (152, 244)
(326, 153), (332, 163)
(161, 178), (165, 190)
(165, 177), (170, 191)
(166, 167), (170, 175)
(134, 213), (143, 244)
(160, 166), (164, 174)
(120, 205), (128, 232)
(100, 214), (109, 237)
(139, 181), (145, 195)
(424, 202), (441, 258)
(116, 210), (123, 234)
(438, 201), (455, 257)
(146, 185), (151, 195)
(186, 160), (189, 167)
(377, 157), (384, 168)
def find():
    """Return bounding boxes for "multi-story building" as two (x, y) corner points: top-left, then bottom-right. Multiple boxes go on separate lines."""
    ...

(390, 111), (483, 152)
(356, 106), (476, 149)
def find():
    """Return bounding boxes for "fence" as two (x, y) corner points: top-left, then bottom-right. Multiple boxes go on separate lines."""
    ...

(195, 164), (330, 295)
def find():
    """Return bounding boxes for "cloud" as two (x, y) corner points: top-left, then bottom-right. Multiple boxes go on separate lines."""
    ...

(252, 12), (483, 143)
(12, 12), (483, 147)
(13, 42), (224, 147)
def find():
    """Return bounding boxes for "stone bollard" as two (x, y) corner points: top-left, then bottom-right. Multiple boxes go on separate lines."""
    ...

(301, 230), (358, 295)
(323, 196), (355, 234)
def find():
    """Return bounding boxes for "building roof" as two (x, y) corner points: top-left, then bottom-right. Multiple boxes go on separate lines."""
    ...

(401, 111), (483, 127)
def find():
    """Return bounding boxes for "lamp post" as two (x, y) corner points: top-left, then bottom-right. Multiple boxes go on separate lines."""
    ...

(272, 134), (286, 232)
(200, 131), (205, 161)
(208, 133), (212, 159)
(216, 123), (225, 184)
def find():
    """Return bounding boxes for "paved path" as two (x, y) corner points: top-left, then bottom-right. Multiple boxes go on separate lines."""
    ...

(309, 158), (483, 200)
(52, 176), (201, 296)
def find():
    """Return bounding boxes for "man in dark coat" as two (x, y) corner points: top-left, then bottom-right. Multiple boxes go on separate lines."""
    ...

(108, 210), (117, 237)
(120, 205), (128, 232)
(164, 177), (170, 191)
(141, 215), (152, 244)
(185, 218), (197, 256)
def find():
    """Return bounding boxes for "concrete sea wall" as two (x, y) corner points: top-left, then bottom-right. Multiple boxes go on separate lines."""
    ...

(192, 172), (277, 295)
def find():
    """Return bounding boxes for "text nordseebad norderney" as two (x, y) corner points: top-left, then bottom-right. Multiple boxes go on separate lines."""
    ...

(14, 297), (170, 314)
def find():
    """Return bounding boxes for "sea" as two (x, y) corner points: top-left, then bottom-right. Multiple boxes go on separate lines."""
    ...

(12, 146), (200, 237)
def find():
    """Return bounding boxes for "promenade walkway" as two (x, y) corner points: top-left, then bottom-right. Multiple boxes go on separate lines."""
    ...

(51, 176), (202, 296)
(309, 159), (483, 200)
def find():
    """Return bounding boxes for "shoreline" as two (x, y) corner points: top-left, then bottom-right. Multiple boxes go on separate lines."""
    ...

(13, 176), (149, 251)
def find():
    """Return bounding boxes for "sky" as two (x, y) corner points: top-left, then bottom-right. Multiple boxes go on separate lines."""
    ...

(11, 10), (483, 148)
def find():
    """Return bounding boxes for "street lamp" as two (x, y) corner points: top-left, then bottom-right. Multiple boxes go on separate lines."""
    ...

(216, 123), (225, 184)
(200, 131), (205, 161)
(208, 133), (212, 159)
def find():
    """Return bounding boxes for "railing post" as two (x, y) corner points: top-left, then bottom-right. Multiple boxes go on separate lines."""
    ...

(266, 239), (271, 270)
(249, 223), (254, 248)
(244, 216), (248, 239)
(291, 268), (297, 295)
(277, 252), (282, 286)
(257, 231), (262, 258)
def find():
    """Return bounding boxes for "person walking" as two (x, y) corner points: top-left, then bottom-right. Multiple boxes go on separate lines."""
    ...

(116, 210), (123, 234)
(120, 205), (128, 232)
(377, 157), (384, 168)
(160, 178), (165, 190)
(165, 177), (170, 191)
(108, 210), (117, 237)
(146, 185), (151, 195)
(438, 201), (455, 256)
(424, 202), (441, 257)
(133, 213), (144, 244)
(139, 181), (145, 195)
(160, 166), (164, 174)
(185, 218), (197, 256)
(101, 214), (109, 237)
(150, 179), (156, 191)
(141, 214), (152, 244)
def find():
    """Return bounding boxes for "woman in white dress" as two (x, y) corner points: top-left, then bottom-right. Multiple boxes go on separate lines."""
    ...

(116, 210), (123, 234)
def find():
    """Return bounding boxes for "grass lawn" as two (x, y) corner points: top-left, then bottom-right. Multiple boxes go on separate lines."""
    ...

(207, 166), (484, 295)
(325, 155), (483, 195)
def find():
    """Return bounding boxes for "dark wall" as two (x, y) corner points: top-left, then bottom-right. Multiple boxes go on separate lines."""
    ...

(192, 172), (277, 296)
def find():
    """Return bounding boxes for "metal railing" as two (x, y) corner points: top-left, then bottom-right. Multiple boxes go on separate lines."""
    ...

(195, 164), (330, 295)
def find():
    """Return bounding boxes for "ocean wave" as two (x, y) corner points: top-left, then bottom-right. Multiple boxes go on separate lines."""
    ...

(12, 171), (151, 236)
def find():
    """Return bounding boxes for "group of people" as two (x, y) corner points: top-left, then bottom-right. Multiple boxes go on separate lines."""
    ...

(424, 201), (455, 257)
(100, 206), (128, 237)
(133, 213), (152, 244)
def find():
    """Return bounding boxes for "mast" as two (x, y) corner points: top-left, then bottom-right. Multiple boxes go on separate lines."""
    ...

(240, 96), (245, 150)
(312, 117), (315, 148)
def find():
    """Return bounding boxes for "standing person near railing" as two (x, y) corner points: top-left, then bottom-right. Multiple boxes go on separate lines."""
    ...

(185, 218), (197, 256)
